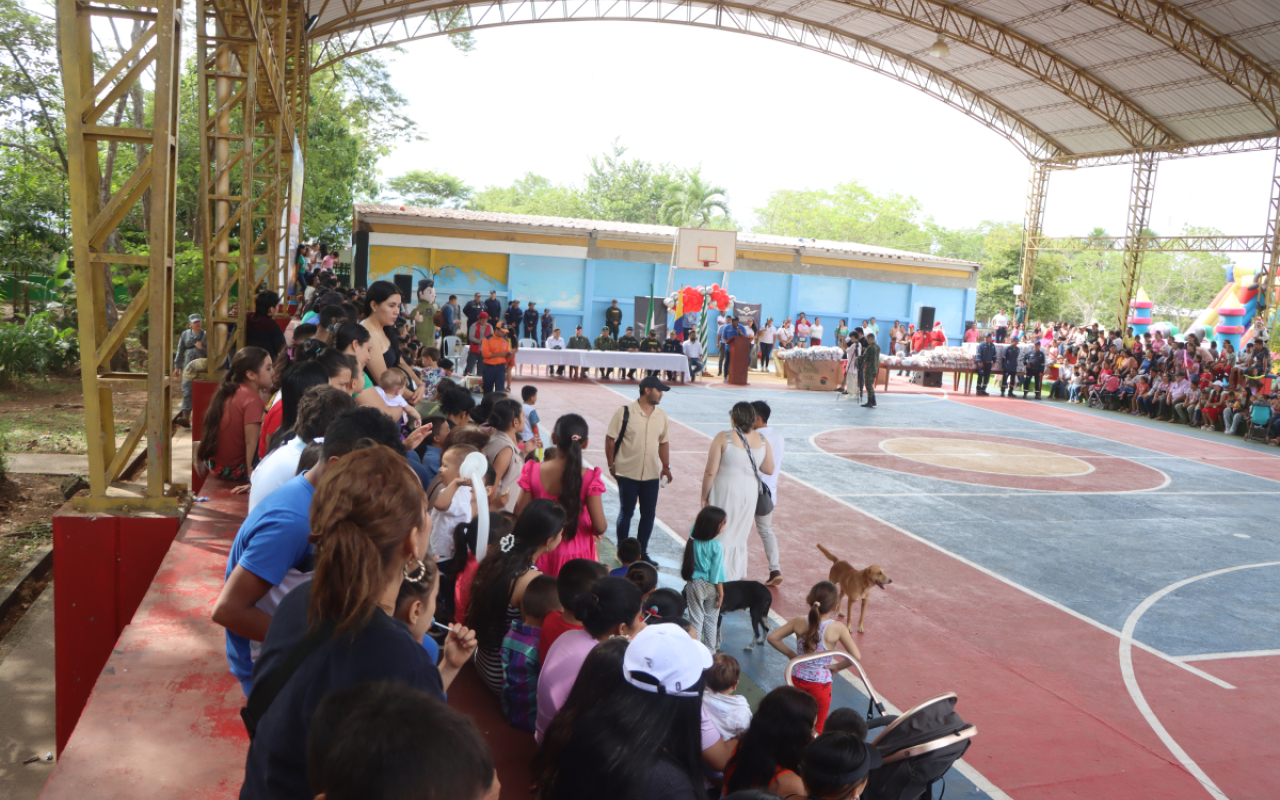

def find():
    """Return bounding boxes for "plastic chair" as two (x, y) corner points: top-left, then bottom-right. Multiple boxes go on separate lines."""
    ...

(517, 338), (541, 375)
(441, 335), (463, 361)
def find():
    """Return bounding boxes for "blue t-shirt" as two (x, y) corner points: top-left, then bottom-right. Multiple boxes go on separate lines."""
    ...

(223, 473), (315, 686)
(691, 538), (726, 584)
(609, 565), (631, 578)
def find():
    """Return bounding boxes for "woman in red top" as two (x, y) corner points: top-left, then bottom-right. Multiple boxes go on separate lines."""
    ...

(196, 347), (273, 489)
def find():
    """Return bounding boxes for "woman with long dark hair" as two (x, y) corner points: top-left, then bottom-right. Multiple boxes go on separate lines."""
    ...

(724, 686), (818, 796)
(260, 351), (352, 458)
(483, 398), (535, 513)
(437, 381), (477, 428)
(196, 346), (273, 487)
(240, 445), (478, 800)
(335, 322), (374, 393)
(535, 575), (644, 741)
(515, 413), (608, 576)
(530, 637), (629, 797)
(702, 401), (774, 581)
(360, 280), (422, 405)
(465, 498), (565, 695)
(542, 623), (712, 800)
(797, 731), (882, 800)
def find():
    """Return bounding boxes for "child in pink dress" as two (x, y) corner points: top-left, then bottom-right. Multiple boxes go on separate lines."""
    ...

(516, 414), (607, 577)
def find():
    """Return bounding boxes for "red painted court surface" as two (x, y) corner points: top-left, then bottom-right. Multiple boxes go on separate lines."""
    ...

(39, 374), (1279, 799)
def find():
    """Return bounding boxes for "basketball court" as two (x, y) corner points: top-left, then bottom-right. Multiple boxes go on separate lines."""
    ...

(520, 371), (1280, 800)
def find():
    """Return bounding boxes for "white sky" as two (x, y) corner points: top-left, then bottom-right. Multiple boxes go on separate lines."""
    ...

(376, 22), (1275, 250)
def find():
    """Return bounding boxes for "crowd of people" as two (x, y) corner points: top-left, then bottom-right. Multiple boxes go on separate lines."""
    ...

(968, 316), (1280, 442)
(185, 272), (887, 800)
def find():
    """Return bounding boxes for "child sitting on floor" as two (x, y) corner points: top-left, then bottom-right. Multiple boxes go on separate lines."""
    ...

(538, 558), (608, 662)
(625, 561), (658, 601)
(703, 653), (752, 740)
(610, 538), (641, 577)
(501, 574), (561, 732)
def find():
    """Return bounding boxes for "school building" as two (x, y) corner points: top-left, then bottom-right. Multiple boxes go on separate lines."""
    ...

(351, 205), (980, 343)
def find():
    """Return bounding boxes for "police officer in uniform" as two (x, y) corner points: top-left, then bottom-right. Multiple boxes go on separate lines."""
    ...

(605, 300), (623, 339)
(593, 325), (616, 379)
(616, 326), (641, 380)
(566, 325), (591, 380)
(975, 332), (998, 396)
(1023, 341), (1046, 399)
(1000, 337), (1021, 397)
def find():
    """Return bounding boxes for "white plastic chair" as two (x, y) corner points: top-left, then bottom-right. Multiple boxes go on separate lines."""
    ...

(441, 335), (463, 361)
(517, 338), (541, 375)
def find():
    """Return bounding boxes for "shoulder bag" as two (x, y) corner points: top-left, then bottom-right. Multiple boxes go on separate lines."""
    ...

(734, 429), (774, 516)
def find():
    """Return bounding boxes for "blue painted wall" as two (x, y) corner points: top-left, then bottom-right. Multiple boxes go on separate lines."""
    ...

(386, 247), (971, 345)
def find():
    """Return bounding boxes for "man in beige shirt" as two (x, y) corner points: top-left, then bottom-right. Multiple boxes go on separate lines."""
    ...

(605, 376), (673, 565)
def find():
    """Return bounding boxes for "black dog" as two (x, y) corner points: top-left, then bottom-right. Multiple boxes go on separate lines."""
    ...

(717, 580), (773, 652)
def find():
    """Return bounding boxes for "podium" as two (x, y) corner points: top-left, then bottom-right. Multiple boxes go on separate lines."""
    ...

(726, 337), (751, 386)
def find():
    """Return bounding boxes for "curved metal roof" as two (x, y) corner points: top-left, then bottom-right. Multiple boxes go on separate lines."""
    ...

(307, 0), (1280, 161)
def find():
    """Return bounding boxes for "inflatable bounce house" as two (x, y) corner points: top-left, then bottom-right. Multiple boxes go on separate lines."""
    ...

(1187, 265), (1267, 349)
(1127, 288), (1154, 335)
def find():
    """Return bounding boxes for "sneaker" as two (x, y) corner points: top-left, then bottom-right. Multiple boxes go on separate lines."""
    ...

(639, 552), (658, 567)
(766, 571), (784, 587)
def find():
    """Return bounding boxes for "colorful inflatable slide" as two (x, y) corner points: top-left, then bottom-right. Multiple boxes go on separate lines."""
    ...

(1186, 265), (1268, 350)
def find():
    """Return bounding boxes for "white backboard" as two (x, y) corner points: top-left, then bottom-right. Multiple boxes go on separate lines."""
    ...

(676, 228), (738, 272)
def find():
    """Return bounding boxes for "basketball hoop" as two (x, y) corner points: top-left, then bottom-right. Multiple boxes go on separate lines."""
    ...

(698, 245), (718, 268)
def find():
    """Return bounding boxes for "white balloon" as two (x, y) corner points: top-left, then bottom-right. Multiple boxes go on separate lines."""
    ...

(459, 452), (490, 560)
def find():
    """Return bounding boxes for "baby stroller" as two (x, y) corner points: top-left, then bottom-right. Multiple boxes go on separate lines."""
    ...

(786, 652), (978, 800)
(1246, 401), (1272, 443)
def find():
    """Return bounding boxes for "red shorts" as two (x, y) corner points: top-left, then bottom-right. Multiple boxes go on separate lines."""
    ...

(792, 676), (833, 732)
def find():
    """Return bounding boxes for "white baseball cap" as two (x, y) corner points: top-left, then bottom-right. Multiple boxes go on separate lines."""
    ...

(622, 623), (713, 697)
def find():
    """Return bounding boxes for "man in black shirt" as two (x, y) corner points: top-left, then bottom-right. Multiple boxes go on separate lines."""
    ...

(524, 302), (540, 343)
(483, 290), (502, 321)
(617, 326), (641, 379)
(605, 300), (623, 339)
(975, 333), (998, 396)
(639, 329), (662, 377)
(661, 329), (684, 382)
(462, 292), (483, 332)
(1023, 341), (1047, 399)
(1000, 338), (1021, 397)
(246, 290), (286, 359)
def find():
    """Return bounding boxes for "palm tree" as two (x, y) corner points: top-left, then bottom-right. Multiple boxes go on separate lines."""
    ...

(661, 167), (731, 228)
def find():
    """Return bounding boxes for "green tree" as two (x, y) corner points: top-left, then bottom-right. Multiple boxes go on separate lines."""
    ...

(583, 139), (681, 225)
(384, 169), (473, 208)
(1140, 226), (1232, 331)
(974, 222), (1063, 324)
(752, 182), (933, 253)
(1054, 227), (1124, 326)
(660, 167), (732, 229)
(470, 173), (591, 218)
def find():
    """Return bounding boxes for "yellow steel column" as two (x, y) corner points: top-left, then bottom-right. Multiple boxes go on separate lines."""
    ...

(1117, 152), (1160, 332)
(1019, 160), (1050, 310)
(1259, 146), (1280, 338)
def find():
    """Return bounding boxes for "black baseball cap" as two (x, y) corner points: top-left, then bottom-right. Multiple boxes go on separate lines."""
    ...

(639, 376), (670, 392)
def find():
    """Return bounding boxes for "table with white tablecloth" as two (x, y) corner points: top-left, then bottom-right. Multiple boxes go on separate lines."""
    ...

(513, 349), (691, 381)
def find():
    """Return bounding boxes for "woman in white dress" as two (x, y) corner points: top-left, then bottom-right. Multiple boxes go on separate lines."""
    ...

(700, 402), (774, 581)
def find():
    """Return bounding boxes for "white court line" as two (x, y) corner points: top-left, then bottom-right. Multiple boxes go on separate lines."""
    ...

(1119, 563), (1280, 800)
(1175, 648), (1280, 662)
(793, 452), (1280, 461)
(830, 490), (1280, 497)
(587, 381), (1012, 799)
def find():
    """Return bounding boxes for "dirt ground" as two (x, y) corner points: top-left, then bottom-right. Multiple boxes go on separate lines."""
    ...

(0, 476), (58, 587)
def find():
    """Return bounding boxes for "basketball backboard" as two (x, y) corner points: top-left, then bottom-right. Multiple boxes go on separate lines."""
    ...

(677, 228), (738, 272)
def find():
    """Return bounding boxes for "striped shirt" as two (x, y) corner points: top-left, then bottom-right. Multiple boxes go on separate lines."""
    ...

(501, 620), (542, 732)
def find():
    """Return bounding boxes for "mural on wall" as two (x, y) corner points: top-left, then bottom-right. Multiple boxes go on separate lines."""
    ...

(367, 246), (509, 306)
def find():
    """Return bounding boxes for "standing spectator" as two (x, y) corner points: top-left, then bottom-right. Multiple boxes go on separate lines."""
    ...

(466, 312), (492, 377)
(833, 320), (849, 344)
(482, 320), (512, 393)
(702, 402), (774, 582)
(795, 315), (811, 347)
(991, 308), (1009, 342)
(681, 506), (727, 650)
(463, 292), (483, 332)
(1000, 337), (1021, 396)
(751, 400), (784, 586)
(717, 317), (747, 377)
(546, 327), (566, 377)
(929, 321), (947, 349)
(606, 377), (672, 566)
(857, 333), (880, 408)
(592, 325), (616, 380)
(1023, 340), (1047, 399)
(483, 289), (502, 321)
(776, 318), (794, 351)
(517, 413), (608, 575)
(567, 325), (591, 380)
(964, 322), (979, 343)
(524, 301), (541, 342)
(683, 332), (705, 380)
(1014, 296), (1028, 329)
(319, 244), (336, 272)
(866, 317), (880, 342)
(505, 300), (523, 345)
(246, 290), (286, 359)
(605, 299), (623, 339)
(541, 307), (555, 346)
(197, 347), (272, 484)
(172, 313), (206, 428)
(809, 317), (825, 347)
(975, 332), (997, 396)
(757, 317), (776, 370)
(441, 294), (458, 339)
(360, 281), (423, 406)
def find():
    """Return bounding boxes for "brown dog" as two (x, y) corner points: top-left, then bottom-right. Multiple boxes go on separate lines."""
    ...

(816, 544), (892, 633)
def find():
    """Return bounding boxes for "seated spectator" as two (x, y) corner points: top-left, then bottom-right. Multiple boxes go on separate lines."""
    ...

(704, 653), (752, 740)
(530, 637), (629, 797)
(305, 682), (498, 800)
(467, 499), (565, 696)
(823, 707), (869, 741)
(197, 346), (273, 485)
(538, 624), (712, 800)
(215, 408), (410, 696)
(246, 290), (286, 360)
(611, 537), (641, 577)
(535, 575), (644, 741)
(240, 445), (479, 799)
(452, 512), (513, 626)
(539, 558), (608, 662)
(724, 686), (819, 796)
(625, 560), (658, 599)
(248, 385), (355, 512)
(799, 731), (882, 800)
(501, 574), (561, 732)
(641, 587), (687, 626)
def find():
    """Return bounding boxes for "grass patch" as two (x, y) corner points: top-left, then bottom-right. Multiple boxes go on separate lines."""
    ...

(0, 520), (51, 587)
(0, 407), (119, 454)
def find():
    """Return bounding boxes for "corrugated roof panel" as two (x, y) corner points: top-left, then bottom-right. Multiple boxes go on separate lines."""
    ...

(353, 206), (980, 268)
(1171, 106), (1275, 142)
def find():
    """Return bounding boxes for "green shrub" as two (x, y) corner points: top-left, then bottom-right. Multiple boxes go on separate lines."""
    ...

(0, 312), (80, 385)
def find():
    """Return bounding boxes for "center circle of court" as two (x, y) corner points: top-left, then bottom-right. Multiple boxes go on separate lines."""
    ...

(880, 438), (1093, 476)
